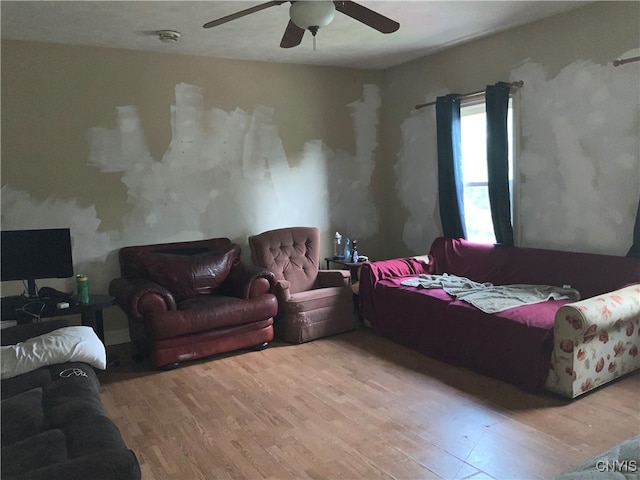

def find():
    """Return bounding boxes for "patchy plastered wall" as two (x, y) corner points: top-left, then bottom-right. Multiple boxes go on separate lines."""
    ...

(1, 82), (381, 295)
(394, 89), (442, 253)
(395, 49), (640, 255)
(512, 49), (639, 254)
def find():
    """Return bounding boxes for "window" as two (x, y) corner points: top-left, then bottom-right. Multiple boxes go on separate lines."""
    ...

(460, 98), (516, 243)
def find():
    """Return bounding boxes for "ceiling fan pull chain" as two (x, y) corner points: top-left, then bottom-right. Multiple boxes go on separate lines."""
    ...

(313, 35), (317, 52)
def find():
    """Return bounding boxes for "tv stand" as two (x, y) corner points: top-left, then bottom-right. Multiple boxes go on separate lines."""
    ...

(1, 294), (114, 344)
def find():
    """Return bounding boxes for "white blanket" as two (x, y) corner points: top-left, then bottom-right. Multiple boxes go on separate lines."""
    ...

(401, 273), (580, 314)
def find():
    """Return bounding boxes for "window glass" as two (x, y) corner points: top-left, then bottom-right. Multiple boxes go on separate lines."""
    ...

(460, 99), (514, 244)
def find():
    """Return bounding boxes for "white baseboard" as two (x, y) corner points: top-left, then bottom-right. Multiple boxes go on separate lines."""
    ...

(104, 328), (130, 346)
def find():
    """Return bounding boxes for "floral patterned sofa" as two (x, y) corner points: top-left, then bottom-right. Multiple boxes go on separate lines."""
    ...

(359, 237), (640, 398)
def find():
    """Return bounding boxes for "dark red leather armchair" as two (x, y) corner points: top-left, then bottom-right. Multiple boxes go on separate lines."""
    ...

(109, 238), (278, 368)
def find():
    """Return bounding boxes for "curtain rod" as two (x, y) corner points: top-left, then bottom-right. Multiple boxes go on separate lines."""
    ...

(414, 80), (524, 110)
(614, 56), (640, 67)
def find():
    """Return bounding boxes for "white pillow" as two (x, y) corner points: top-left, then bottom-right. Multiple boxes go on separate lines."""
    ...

(1, 326), (106, 380)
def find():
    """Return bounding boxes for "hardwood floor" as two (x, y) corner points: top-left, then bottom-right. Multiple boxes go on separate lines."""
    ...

(99, 329), (640, 480)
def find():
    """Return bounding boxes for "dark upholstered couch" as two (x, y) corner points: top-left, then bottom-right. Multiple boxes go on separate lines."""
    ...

(1, 319), (140, 480)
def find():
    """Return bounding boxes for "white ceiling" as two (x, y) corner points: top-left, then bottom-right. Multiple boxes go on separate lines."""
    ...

(1, 1), (592, 70)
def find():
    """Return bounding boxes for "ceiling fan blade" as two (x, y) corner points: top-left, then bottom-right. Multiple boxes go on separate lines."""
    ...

(203, 1), (287, 28)
(334, 1), (399, 34)
(280, 20), (305, 48)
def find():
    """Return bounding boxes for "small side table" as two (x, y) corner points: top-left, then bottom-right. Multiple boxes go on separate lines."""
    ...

(324, 257), (370, 282)
(79, 294), (115, 344)
(324, 257), (370, 319)
(78, 295), (119, 368)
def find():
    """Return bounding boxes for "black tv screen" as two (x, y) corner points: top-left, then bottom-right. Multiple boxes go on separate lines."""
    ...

(1, 228), (74, 294)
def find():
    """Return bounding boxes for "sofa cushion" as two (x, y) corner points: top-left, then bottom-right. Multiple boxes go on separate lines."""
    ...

(1, 387), (45, 446)
(370, 278), (455, 358)
(428, 237), (640, 298)
(44, 374), (105, 428)
(0, 367), (52, 400)
(139, 243), (241, 302)
(1, 428), (68, 476)
(249, 227), (320, 294)
(118, 237), (232, 278)
(65, 415), (128, 457)
(144, 294), (278, 340)
(285, 287), (352, 313)
(444, 298), (573, 391)
(10, 448), (141, 480)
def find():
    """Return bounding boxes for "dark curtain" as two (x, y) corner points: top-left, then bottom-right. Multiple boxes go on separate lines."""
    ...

(485, 82), (514, 246)
(627, 196), (640, 257)
(436, 94), (466, 239)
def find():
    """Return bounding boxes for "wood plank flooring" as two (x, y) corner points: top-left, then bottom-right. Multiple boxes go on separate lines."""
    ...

(99, 329), (640, 480)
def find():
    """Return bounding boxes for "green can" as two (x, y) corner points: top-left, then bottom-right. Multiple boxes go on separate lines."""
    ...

(76, 274), (90, 304)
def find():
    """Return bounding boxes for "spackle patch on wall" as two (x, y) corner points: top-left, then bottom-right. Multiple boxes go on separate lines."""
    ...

(394, 91), (440, 253)
(395, 87), (448, 253)
(1, 83), (381, 293)
(512, 49), (639, 254)
(329, 84), (380, 239)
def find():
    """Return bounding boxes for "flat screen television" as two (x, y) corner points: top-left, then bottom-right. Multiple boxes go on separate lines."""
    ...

(1, 228), (74, 298)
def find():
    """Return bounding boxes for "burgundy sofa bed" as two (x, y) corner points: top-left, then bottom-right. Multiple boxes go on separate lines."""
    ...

(359, 237), (640, 396)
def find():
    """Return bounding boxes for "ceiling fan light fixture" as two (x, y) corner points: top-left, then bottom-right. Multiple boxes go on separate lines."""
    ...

(289, 1), (336, 33)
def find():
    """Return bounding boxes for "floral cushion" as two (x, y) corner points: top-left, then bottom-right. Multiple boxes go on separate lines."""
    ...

(546, 284), (640, 398)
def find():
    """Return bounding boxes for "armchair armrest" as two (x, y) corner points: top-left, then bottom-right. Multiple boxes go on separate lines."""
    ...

(546, 284), (640, 398)
(359, 257), (432, 323)
(274, 280), (292, 302)
(220, 263), (277, 300)
(108, 277), (177, 322)
(361, 257), (432, 283)
(555, 284), (640, 342)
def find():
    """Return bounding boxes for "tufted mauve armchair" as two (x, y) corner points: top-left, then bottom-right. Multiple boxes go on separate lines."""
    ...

(248, 227), (357, 343)
(109, 237), (278, 368)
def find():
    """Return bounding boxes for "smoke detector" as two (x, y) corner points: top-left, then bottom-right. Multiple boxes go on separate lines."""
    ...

(156, 30), (181, 43)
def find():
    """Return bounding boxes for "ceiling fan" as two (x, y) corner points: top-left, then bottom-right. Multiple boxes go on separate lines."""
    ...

(203, 1), (400, 49)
